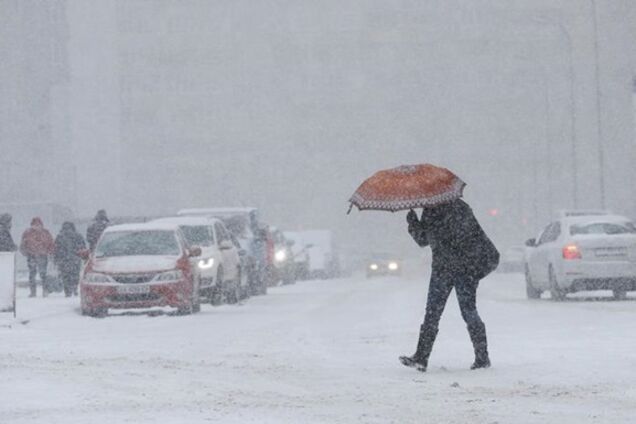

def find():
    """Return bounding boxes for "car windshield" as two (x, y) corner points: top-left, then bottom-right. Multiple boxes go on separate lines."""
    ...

(180, 225), (212, 247)
(570, 222), (636, 236)
(95, 230), (181, 257)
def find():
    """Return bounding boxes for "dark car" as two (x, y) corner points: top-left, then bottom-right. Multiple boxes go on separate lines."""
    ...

(366, 253), (403, 278)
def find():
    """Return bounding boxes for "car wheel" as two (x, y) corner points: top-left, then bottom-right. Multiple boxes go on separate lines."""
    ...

(238, 267), (250, 300)
(81, 307), (107, 317)
(525, 266), (541, 299)
(225, 268), (241, 304)
(613, 289), (627, 300)
(549, 266), (566, 301)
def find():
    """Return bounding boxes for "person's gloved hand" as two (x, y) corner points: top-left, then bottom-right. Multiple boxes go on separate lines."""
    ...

(406, 209), (419, 226)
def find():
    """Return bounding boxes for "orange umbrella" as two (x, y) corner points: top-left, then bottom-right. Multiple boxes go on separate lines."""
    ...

(348, 164), (466, 213)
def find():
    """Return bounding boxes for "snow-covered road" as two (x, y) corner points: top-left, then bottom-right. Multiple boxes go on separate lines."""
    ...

(1, 273), (635, 423)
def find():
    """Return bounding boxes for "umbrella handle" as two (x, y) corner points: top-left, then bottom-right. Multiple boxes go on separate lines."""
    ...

(346, 203), (354, 215)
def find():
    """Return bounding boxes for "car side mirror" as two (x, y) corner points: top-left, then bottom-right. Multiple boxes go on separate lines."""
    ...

(238, 248), (247, 257)
(219, 240), (233, 250)
(189, 246), (202, 257)
(78, 249), (90, 260)
(525, 238), (536, 247)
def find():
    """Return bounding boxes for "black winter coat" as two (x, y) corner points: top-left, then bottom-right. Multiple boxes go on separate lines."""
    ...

(0, 225), (16, 252)
(408, 199), (499, 280)
(86, 219), (108, 251)
(55, 226), (86, 274)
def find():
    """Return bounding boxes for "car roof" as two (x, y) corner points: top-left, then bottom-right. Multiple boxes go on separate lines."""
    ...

(152, 216), (220, 226)
(558, 209), (612, 218)
(562, 215), (632, 226)
(178, 207), (257, 217)
(103, 222), (182, 233)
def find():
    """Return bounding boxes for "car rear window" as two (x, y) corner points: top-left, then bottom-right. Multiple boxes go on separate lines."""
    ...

(570, 222), (636, 236)
(95, 231), (181, 257)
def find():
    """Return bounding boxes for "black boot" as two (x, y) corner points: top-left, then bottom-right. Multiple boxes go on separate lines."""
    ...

(29, 285), (36, 298)
(468, 323), (490, 370)
(400, 325), (437, 372)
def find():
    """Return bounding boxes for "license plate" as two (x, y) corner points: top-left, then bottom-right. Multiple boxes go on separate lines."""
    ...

(595, 247), (627, 258)
(117, 285), (150, 295)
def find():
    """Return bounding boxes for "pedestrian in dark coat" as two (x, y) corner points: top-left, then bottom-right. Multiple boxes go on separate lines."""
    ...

(54, 222), (86, 297)
(20, 217), (55, 297)
(400, 199), (499, 372)
(86, 209), (109, 251)
(0, 213), (17, 252)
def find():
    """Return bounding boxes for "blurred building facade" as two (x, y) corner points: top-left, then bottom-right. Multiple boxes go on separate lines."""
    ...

(2, 1), (636, 250)
(0, 0), (75, 212)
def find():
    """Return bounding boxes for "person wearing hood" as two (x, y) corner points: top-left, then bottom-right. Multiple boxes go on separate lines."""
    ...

(0, 213), (17, 252)
(54, 222), (86, 297)
(400, 199), (499, 372)
(86, 209), (109, 251)
(20, 217), (55, 297)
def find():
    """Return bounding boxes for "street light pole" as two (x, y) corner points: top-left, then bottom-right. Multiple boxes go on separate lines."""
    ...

(590, 0), (606, 208)
(528, 16), (579, 209)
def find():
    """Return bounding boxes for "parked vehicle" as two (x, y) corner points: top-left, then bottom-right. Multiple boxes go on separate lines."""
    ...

(524, 212), (636, 300)
(178, 208), (269, 295)
(152, 216), (246, 304)
(296, 230), (340, 279)
(79, 223), (202, 316)
(497, 246), (525, 273)
(284, 231), (312, 280)
(366, 253), (402, 278)
(270, 227), (295, 285)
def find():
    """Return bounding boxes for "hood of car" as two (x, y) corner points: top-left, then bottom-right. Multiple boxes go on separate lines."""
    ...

(91, 256), (179, 274)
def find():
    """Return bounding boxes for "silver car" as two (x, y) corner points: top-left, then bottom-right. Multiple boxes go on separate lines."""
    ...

(524, 212), (636, 300)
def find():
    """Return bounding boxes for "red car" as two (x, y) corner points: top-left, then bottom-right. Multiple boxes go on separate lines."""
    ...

(80, 223), (201, 317)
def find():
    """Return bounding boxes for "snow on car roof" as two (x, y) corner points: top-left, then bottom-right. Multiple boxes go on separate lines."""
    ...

(104, 222), (182, 233)
(178, 207), (257, 216)
(152, 216), (220, 226)
(563, 215), (632, 226)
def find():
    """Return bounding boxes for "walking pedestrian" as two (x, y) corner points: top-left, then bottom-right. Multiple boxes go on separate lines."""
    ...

(20, 217), (55, 297)
(400, 200), (499, 372)
(0, 213), (17, 252)
(54, 222), (86, 297)
(86, 209), (109, 251)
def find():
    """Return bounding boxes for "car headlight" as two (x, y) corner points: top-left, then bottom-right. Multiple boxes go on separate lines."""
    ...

(198, 257), (215, 269)
(275, 250), (287, 262)
(388, 261), (399, 271)
(84, 272), (114, 283)
(369, 263), (379, 271)
(153, 270), (184, 282)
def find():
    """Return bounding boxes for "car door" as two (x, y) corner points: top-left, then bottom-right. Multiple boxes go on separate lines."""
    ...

(215, 223), (239, 280)
(527, 226), (548, 284)
(532, 222), (561, 288)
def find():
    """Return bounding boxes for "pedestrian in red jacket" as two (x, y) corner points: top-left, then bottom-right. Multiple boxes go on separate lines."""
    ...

(20, 217), (55, 297)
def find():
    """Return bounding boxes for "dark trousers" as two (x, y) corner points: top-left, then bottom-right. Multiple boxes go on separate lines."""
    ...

(27, 255), (48, 295)
(60, 270), (80, 297)
(415, 270), (488, 363)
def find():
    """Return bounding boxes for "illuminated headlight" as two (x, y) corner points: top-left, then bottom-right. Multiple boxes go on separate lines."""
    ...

(369, 263), (379, 271)
(275, 250), (287, 262)
(153, 270), (184, 282)
(388, 262), (399, 271)
(198, 258), (215, 269)
(84, 272), (114, 283)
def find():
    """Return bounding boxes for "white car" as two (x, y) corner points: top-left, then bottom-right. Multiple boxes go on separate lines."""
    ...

(152, 216), (246, 304)
(524, 213), (636, 300)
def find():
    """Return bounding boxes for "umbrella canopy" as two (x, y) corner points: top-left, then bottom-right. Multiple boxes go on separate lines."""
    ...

(348, 164), (466, 213)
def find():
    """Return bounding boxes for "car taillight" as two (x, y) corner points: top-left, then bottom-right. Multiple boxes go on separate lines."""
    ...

(562, 244), (581, 260)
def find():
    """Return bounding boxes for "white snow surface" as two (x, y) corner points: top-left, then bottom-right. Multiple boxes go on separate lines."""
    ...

(1, 272), (635, 423)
